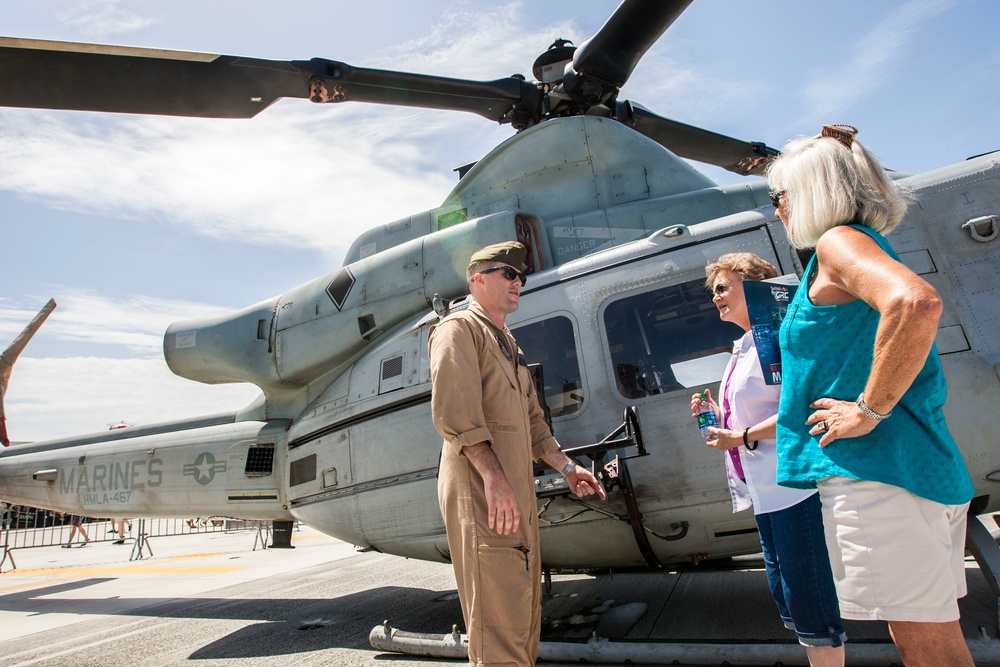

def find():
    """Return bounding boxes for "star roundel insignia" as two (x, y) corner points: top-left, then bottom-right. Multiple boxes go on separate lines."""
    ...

(183, 451), (227, 485)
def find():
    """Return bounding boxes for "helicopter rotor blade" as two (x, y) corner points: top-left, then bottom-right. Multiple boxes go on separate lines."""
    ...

(563, 0), (693, 106)
(1, 7), (774, 169)
(0, 38), (536, 122)
(0, 298), (57, 447)
(296, 59), (536, 124)
(617, 101), (779, 176)
(0, 38), (310, 118)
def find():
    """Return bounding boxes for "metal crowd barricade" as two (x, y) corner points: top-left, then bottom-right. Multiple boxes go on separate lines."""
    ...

(129, 518), (153, 560)
(253, 520), (273, 551)
(1, 504), (79, 570)
(1, 504), (16, 572)
(0, 504), (272, 572)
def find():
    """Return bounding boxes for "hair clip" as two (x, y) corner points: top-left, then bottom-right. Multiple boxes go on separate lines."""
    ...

(821, 124), (858, 149)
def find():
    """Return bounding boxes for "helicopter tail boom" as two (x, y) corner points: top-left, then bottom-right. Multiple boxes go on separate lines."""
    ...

(0, 418), (293, 522)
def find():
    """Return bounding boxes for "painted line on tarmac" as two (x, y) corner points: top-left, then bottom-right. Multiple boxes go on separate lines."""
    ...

(0, 552), (248, 593)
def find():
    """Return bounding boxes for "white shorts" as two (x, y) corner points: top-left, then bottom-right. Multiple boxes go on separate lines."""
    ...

(817, 477), (969, 623)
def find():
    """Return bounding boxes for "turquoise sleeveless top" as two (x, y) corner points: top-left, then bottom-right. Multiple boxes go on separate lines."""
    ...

(776, 224), (974, 505)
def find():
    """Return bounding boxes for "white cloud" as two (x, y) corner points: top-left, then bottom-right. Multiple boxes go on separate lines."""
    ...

(0, 107), (460, 260)
(0, 3), (583, 261)
(378, 2), (577, 80)
(0, 290), (237, 353)
(802, 0), (959, 120)
(56, 0), (156, 41)
(1, 292), (259, 443)
(5, 355), (260, 442)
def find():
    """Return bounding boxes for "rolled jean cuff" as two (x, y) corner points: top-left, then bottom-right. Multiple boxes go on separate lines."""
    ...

(797, 629), (847, 648)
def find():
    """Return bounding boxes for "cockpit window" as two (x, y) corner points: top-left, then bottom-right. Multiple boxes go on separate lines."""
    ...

(512, 315), (583, 418)
(603, 278), (743, 399)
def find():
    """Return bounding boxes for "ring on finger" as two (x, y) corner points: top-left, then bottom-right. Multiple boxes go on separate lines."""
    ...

(817, 420), (828, 432)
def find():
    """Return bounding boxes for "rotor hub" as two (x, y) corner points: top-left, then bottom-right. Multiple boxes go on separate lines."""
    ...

(532, 39), (576, 84)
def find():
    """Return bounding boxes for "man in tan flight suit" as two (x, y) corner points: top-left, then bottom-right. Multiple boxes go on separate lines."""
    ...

(429, 241), (606, 667)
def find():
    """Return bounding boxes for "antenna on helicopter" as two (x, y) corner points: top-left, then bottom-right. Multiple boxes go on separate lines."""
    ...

(0, 298), (56, 446)
(431, 294), (450, 318)
(108, 420), (135, 430)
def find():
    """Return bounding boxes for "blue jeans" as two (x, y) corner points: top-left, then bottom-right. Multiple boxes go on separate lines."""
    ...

(756, 492), (846, 647)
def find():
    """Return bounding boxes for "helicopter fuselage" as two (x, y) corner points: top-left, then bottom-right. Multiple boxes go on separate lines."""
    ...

(2, 117), (998, 570)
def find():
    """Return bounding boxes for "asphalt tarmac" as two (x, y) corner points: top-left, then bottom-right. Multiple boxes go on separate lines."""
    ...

(1, 522), (998, 666)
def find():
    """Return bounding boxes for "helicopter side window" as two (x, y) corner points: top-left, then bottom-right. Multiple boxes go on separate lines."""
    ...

(604, 278), (743, 399)
(511, 316), (583, 418)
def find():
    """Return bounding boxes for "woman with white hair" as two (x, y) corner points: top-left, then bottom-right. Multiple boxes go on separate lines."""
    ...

(768, 125), (975, 667)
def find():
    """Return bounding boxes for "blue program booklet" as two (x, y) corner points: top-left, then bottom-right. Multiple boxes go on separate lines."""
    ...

(743, 275), (799, 385)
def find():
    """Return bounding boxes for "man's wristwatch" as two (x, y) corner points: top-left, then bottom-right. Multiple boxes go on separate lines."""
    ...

(561, 460), (576, 477)
(856, 394), (892, 421)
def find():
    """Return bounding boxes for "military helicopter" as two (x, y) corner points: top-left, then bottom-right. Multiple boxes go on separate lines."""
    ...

(1, 0), (999, 582)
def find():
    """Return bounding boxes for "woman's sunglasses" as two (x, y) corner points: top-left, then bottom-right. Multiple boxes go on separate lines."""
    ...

(769, 190), (787, 208)
(480, 265), (527, 286)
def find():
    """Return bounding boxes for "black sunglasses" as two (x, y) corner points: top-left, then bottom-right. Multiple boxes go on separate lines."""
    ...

(480, 265), (527, 286)
(769, 189), (787, 208)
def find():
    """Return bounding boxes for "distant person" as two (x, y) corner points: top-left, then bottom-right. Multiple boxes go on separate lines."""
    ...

(111, 517), (131, 544)
(768, 124), (975, 666)
(62, 514), (89, 547)
(429, 241), (605, 667)
(693, 252), (845, 666)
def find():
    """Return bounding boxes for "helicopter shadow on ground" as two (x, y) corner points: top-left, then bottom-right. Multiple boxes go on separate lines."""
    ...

(190, 568), (920, 661)
(543, 563), (998, 645)
(2, 559), (994, 661)
(0, 578), (465, 660)
(182, 577), (659, 661)
(187, 585), (467, 660)
(0, 567), (792, 660)
(183, 567), (905, 661)
(181, 577), (658, 661)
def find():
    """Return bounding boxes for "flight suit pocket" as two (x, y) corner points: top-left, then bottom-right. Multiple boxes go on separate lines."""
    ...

(487, 345), (518, 388)
(477, 543), (534, 632)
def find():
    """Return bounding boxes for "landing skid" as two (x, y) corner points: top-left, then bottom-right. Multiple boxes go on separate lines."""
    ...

(370, 505), (1000, 665)
(369, 620), (1000, 665)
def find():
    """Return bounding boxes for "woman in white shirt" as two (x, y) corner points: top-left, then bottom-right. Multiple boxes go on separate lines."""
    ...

(691, 252), (845, 667)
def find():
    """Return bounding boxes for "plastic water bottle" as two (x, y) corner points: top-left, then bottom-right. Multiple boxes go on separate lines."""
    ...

(695, 391), (717, 440)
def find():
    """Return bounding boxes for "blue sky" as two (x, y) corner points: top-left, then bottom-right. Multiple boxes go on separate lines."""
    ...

(1, 0), (997, 442)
